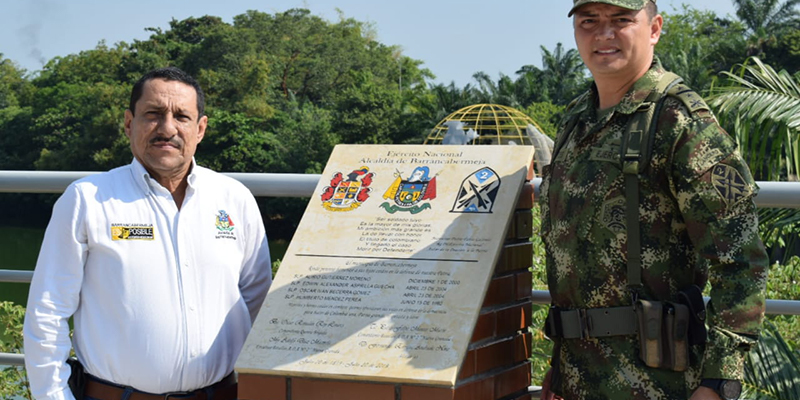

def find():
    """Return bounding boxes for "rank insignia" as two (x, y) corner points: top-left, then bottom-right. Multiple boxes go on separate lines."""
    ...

(110, 224), (154, 241)
(321, 166), (374, 212)
(711, 164), (750, 206)
(380, 166), (437, 214)
(601, 196), (626, 234)
(215, 210), (235, 232)
(451, 167), (500, 213)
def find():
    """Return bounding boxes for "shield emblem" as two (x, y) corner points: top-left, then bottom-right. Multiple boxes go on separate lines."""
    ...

(395, 181), (429, 206)
(331, 180), (362, 208)
(452, 167), (500, 213)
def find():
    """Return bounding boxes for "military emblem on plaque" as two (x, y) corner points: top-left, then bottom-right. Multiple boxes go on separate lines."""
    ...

(451, 167), (500, 213)
(321, 167), (374, 212)
(380, 166), (438, 214)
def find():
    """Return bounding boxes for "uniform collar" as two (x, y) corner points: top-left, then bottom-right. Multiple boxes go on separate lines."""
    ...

(130, 158), (199, 194)
(613, 57), (666, 115)
(579, 57), (666, 119)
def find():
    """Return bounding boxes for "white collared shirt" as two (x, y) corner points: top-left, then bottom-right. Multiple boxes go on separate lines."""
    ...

(24, 159), (272, 400)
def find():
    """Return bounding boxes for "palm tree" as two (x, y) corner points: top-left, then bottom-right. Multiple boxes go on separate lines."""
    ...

(742, 321), (800, 400)
(709, 57), (800, 261)
(732, 0), (800, 36)
(709, 57), (800, 181)
(540, 43), (586, 105)
(516, 43), (586, 106)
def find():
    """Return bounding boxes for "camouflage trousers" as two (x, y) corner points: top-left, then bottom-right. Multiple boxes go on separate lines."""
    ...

(551, 335), (704, 400)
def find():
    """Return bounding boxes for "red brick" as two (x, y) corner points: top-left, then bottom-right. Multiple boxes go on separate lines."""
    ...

(515, 270), (533, 301)
(458, 349), (476, 380)
(482, 275), (515, 307)
(496, 302), (532, 336)
(517, 183), (535, 209)
(506, 210), (532, 240)
(515, 332), (533, 363)
(291, 378), (394, 400)
(496, 243), (532, 274)
(475, 337), (515, 374)
(402, 385), (455, 400)
(454, 376), (494, 400)
(237, 374), (286, 400)
(470, 311), (496, 342)
(526, 160), (536, 181)
(514, 210), (533, 239)
(494, 362), (532, 399)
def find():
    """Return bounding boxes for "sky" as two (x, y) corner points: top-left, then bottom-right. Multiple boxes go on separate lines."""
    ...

(1, 0), (739, 87)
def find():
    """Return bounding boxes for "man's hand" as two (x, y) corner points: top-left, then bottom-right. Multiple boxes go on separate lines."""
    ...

(540, 369), (563, 400)
(689, 386), (722, 400)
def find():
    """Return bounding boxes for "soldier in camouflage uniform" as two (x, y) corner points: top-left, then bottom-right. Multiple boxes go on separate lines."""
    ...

(538, 1), (770, 399)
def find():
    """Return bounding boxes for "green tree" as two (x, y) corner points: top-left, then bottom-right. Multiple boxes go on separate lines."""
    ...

(0, 301), (30, 400)
(657, 6), (748, 93)
(709, 57), (800, 261)
(733, 0), (800, 35)
(516, 43), (587, 106)
(742, 321), (800, 400)
(732, 0), (800, 69)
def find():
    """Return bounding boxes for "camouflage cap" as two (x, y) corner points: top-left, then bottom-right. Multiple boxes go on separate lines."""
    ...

(568, 0), (655, 17)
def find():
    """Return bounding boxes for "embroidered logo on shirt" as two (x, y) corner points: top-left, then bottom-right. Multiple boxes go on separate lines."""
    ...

(216, 210), (235, 232)
(711, 164), (750, 206)
(111, 224), (154, 241)
(215, 210), (237, 240)
(601, 196), (626, 234)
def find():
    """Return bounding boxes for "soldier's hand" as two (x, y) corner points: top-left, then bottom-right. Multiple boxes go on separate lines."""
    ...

(540, 369), (563, 400)
(689, 386), (722, 400)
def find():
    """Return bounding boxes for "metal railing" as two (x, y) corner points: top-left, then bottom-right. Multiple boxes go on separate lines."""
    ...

(3, 171), (800, 367)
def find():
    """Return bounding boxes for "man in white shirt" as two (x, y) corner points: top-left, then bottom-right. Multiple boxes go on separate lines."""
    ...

(23, 67), (273, 400)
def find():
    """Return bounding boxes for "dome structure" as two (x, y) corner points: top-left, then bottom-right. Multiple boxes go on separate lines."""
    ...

(424, 103), (546, 146)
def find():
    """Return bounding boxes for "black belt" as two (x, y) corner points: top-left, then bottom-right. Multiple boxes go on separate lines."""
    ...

(545, 306), (638, 339)
(84, 373), (237, 400)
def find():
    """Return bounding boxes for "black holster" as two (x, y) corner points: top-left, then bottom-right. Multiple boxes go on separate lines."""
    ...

(66, 357), (86, 400)
(677, 284), (708, 345)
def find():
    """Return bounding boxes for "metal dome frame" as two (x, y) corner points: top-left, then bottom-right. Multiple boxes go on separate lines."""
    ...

(424, 103), (547, 145)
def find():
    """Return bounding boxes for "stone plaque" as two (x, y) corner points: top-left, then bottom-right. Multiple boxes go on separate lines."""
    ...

(236, 144), (534, 385)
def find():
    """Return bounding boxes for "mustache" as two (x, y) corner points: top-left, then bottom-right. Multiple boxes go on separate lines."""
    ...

(149, 136), (183, 147)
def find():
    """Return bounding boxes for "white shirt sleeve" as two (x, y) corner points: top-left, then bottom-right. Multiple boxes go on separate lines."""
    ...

(24, 184), (86, 400)
(237, 194), (272, 324)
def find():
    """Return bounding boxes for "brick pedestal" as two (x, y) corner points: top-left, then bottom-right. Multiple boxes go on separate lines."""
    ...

(239, 185), (535, 400)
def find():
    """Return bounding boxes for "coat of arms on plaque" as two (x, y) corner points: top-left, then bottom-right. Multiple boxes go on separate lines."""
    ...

(320, 167), (374, 212)
(451, 167), (500, 213)
(380, 166), (437, 214)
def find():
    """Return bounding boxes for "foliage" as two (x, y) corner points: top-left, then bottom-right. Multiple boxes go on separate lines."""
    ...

(529, 204), (553, 385)
(708, 57), (800, 259)
(657, 5), (748, 93)
(733, 0), (800, 36)
(743, 321), (800, 400)
(710, 57), (800, 182)
(764, 257), (800, 349)
(523, 102), (566, 139)
(0, 301), (30, 400)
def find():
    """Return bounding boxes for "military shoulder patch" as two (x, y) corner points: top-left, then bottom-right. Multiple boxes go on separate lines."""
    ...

(711, 164), (751, 206)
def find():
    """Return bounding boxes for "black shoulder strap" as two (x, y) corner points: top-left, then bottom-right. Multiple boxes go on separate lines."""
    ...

(622, 72), (683, 299)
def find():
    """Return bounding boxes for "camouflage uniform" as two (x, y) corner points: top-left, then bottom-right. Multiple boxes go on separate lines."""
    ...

(538, 59), (769, 399)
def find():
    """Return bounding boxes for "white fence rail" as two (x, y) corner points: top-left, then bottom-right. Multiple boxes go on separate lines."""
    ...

(2, 171), (800, 367)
